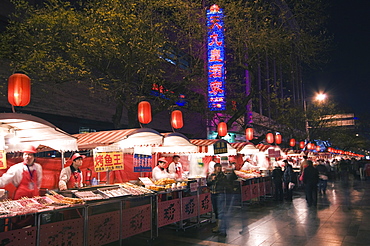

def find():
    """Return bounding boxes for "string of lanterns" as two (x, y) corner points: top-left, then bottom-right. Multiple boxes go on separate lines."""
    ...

(135, 101), (364, 157)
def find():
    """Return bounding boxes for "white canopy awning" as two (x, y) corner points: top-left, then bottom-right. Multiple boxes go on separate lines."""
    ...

(152, 132), (198, 153)
(0, 113), (78, 152)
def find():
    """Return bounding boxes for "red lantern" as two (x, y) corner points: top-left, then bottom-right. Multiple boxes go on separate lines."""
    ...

(217, 122), (227, 137)
(275, 134), (282, 144)
(266, 133), (274, 144)
(245, 128), (254, 141)
(171, 110), (183, 129)
(307, 143), (312, 150)
(289, 138), (296, 147)
(8, 73), (31, 107)
(299, 141), (305, 149)
(138, 101), (152, 124)
(316, 145), (321, 152)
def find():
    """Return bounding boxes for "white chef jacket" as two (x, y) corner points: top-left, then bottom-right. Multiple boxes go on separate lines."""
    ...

(0, 162), (42, 189)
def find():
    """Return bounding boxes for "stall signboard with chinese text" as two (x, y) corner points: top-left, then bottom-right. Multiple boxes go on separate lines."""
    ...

(134, 154), (152, 172)
(207, 4), (226, 111)
(93, 151), (124, 172)
(0, 150), (6, 169)
(214, 141), (227, 154)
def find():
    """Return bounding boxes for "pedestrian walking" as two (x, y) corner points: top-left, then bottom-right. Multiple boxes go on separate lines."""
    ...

(303, 160), (319, 207)
(283, 160), (295, 201)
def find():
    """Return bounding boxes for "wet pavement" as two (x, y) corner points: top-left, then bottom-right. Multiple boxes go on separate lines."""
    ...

(121, 177), (370, 246)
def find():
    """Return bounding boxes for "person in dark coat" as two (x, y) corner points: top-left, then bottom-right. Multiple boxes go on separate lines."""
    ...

(272, 165), (284, 201)
(302, 160), (319, 207)
(316, 160), (329, 195)
(207, 163), (237, 236)
(283, 160), (295, 201)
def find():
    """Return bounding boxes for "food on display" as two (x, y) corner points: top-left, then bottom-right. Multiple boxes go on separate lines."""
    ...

(154, 178), (176, 186)
(47, 190), (84, 204)
(73, 190), (106, 201)
(234, 170), (261, 179)
(97, 187), (131, 197)
(120, 182), (155, 195)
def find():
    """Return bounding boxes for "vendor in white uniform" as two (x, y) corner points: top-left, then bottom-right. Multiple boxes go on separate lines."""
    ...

(59, 153), (85, 190)
(168, 155), (183, 180)
(152, 157), (173, 181)
(0, 145), (42, 199)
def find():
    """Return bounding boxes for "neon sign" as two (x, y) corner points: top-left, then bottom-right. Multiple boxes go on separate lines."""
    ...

(207, 4), (225, 110)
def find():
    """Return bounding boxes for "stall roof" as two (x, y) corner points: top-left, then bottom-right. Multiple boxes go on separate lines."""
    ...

(190, 139), (237, 155)
(231, 142), (259, 154)
(152, 132), (198, 153)
(73, 128), (163, 150)
(0, 113), (78, 152)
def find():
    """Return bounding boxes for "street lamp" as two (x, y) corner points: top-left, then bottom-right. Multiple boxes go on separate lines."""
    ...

(315, 93), (327, 102)
(304, 92), (327, 141)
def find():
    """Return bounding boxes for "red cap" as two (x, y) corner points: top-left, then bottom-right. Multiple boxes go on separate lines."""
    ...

(23, 145), (37, 154)
(71, 153), (86, 162)
(158, 157), (167, 163)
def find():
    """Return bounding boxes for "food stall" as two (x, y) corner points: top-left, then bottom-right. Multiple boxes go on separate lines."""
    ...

(0, 113), (79, 244)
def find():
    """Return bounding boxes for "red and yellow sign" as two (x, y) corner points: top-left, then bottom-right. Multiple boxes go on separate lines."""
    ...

(93, 151), (124, 172)
(0, 150), (6, 169)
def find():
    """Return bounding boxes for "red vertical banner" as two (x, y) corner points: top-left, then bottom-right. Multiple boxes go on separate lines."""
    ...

(0, 227), (36, 245)
(251, 183), (258, 199)
(88, 211), (120, 245)
(157, 199), (181, 228)
(259, 181), (265, 196)
(39, 218), (84, 246)
(182, 196), (198, 220)
(199, 193), (212, 214)
(241, 184), (251, 202)
(122, 204), (151, 239)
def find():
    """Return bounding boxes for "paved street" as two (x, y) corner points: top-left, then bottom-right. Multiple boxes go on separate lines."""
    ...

(122, 177), (370, 246)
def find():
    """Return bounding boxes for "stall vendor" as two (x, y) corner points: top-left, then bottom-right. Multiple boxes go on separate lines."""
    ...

(152, 157), (173, 181)
(240, 157), (259, 171)
(59, 153), (85, 190)
(0, 145), (42, 199)
(168, 155), (183, 180)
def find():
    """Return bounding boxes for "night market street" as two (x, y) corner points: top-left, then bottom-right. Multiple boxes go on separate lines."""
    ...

(123, 178), (370, 246)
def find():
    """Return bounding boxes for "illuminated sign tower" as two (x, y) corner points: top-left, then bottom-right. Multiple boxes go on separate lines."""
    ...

(207, 4), (225, 111)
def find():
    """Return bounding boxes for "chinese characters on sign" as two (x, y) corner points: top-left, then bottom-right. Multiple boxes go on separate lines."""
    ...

(93, 151), (124, 173)
(133, 154), (152, 172)
(0, 150), (6, 169)
(213, 141), (227, 154)
(207, 4), (226, 111)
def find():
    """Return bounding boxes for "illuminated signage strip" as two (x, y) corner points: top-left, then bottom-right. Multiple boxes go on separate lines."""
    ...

(207, 5), (226, 111)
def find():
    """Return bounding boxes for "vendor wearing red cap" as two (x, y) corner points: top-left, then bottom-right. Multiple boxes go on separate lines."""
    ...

(59, 153), (85, 190)
(152, 157), (173, 181)
(0, 145), (42, 199)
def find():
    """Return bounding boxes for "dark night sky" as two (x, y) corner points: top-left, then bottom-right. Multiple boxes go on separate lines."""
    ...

(309, 0), (370, 116)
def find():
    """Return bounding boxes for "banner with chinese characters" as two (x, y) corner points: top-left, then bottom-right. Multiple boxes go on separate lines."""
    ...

(0, 150), (6, 169)
(207, 4), (226, 111)
(214, 141), (227, 154)
(133, 154), (152, 172)
(93, 151), (124, 173)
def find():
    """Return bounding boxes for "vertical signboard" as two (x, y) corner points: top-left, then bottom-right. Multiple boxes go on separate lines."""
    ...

(133, 154), (152, 172)
(207, 4), (226, 111)
(0, 150), (6, 169)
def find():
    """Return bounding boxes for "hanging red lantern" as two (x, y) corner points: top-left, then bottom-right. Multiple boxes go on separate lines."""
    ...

(275, 134), (282, 144)
(289, 138), (296, 147)
(316, 145), (321, 152)
(266, 133), (274, 144)
(245, 128), (254, 141)
(299, 141), (305, 149)
(217, 122), (227, 137)
(171, 110), (183, 129)
(307, 143), (312, 150)
(138, 101), (152, 124)
(8, 73), (31, 107)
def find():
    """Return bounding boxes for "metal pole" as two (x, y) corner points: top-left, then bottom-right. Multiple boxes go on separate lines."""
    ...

(304, 99), (310, 141)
